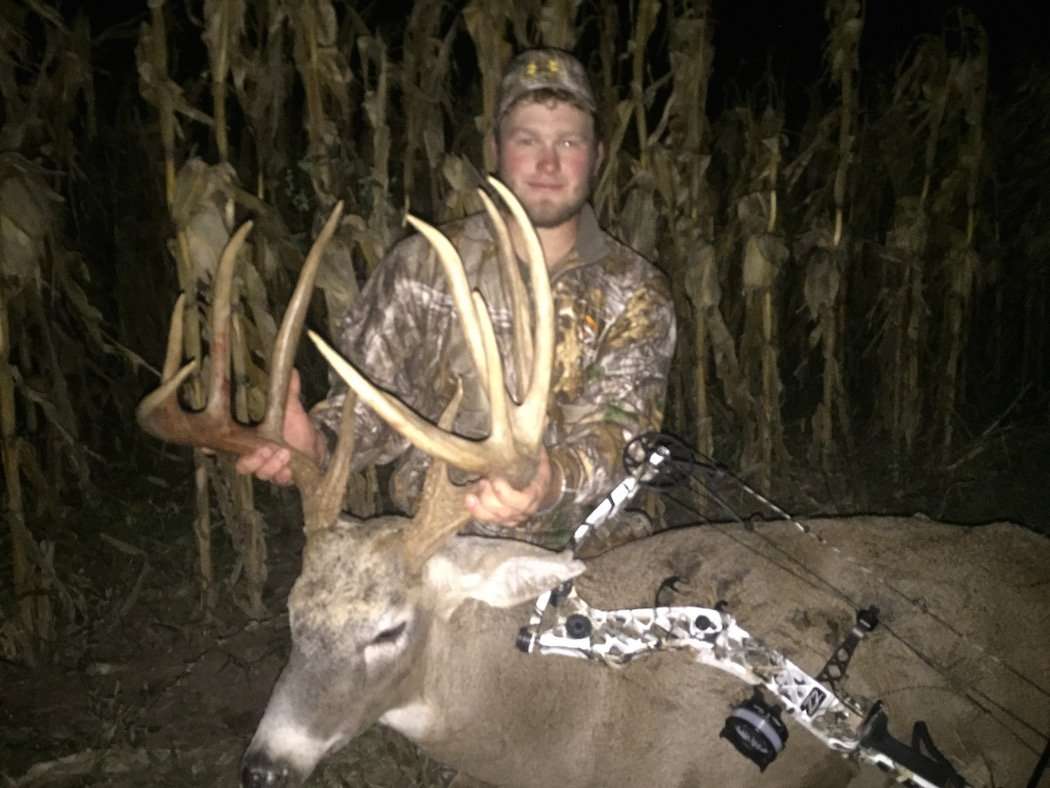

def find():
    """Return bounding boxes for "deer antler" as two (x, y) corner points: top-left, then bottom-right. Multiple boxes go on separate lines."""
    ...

(309, 176), (553, 564)
(137, 203), (352, 532)
(310, 177), (552, 488)
(479, 185), (534, 402)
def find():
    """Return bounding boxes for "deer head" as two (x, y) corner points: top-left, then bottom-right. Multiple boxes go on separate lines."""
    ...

(137, 178), (584, 787)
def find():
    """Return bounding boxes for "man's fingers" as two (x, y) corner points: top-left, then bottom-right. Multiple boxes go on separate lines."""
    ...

(257, 448), (291, 482)
(485, 474), (529, 512)
(465, 451), (554, 526)
(235, 446), (273, 475)
(467, 495), (525, 526)
(466, 480), (527, 525)
(234, 445), (294, 485)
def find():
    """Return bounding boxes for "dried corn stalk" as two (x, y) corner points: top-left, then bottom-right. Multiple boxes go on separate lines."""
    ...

(463, 0), (516, 169)
(866, 35), (947, 464)
(203, 0), (246, 162)
(290, 0), (353, 206)
(878, 200), (928, 463)
(203, 0), (275, 617)
(592, 1), (664, 227)
(401, 3), (454, 212)
(174, 160), (280, 615)
(802, 0), (862, 469)
(0, 206), (42, 662)
(0, 1), (100, 661)
(1003, 76), (1050, 401)
(666, 2), (726, 454)
(736, 107), (789, 487)
(356, 35), (396, 260)
(936, 13), (988, 458)
(630, 0), (660, 170)
(538, 0), (581, 49)
(286, 3), (383, 516)
(137, 4), (219, 611)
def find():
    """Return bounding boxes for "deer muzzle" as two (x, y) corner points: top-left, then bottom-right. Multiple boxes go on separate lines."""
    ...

(240, 751), (300, 788)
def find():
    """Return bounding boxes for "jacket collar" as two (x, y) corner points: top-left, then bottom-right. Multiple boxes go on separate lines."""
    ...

(465, 201), (609, 275)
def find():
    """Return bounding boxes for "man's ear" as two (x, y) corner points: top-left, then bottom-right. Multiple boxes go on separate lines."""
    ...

(593, 140), (605, 177)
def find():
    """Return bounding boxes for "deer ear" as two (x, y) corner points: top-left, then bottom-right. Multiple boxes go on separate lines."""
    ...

(425, 537), (585, 619)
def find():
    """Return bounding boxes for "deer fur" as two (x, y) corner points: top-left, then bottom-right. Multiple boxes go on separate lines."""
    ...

(243, 514), (1049, 788)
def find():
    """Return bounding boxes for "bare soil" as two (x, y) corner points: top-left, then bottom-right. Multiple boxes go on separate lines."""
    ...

(1, 421), (1047, 787)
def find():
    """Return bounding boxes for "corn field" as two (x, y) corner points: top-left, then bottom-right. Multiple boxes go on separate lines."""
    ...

(0, 0), (1047, 676)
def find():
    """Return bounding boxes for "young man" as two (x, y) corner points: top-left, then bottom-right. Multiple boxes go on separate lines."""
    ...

(238, 49), (675, 548)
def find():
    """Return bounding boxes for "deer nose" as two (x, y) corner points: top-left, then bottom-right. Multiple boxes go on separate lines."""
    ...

(241, 752), (293, 788)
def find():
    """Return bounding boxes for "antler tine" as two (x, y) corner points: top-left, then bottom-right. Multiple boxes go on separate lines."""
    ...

(263, 202), (344, 438)
(469, 288), (512, 450)
(136, 294), (200, 439)
(307, 389), (356, 533)
(477, 188), (533, 400)
(204, 220), (253, 421)
(161, 293), (189, 381)
(485, 177), (553, 453)
(404, 214), (490, 394)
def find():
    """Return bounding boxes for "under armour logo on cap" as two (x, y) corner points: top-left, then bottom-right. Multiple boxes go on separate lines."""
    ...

(497, 48), (597, 123)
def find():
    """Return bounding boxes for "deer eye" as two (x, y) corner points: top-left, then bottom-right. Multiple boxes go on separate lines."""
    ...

(371, 622), (406, 646)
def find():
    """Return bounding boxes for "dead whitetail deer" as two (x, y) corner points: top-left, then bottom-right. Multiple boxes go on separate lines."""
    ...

(139, 179), (1049, 788)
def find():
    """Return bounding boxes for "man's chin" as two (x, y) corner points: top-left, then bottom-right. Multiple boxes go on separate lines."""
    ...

(522, 197), (587, 229)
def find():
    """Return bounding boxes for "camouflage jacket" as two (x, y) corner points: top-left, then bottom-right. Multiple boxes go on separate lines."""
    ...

(313, 203), (676, 549)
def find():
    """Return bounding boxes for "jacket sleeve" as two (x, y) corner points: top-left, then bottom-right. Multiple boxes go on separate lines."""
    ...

(540, 267), (676, 519)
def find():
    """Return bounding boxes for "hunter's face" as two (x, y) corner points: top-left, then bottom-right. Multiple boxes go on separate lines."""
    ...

(496, 99), (601, 230)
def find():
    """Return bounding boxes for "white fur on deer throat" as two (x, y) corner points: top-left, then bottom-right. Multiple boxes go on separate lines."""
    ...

(380, 702), (437, 739)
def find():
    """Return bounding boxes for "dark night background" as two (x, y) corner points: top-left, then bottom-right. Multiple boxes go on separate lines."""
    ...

(77, 1), (1050, 132)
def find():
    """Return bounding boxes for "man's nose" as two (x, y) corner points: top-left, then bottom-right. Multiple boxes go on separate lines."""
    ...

(537, 144), (560, 173)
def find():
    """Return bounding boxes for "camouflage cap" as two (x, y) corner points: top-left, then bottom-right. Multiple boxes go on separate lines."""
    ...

(496, 48), (597, 124)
